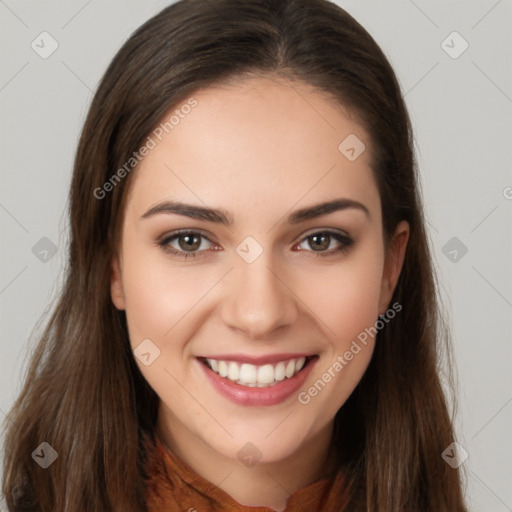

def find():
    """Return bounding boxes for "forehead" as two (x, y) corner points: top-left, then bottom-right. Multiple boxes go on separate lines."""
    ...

(125, 75), (380, 224)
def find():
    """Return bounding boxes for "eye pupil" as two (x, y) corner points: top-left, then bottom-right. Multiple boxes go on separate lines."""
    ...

(309, 233), (329, 251)
(179, 234), (200, 251)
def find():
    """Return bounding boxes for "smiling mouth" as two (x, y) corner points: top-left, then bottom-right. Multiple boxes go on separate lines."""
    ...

(198, 355), (317, 388)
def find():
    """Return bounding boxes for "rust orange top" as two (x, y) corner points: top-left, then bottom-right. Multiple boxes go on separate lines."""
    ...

(143, 433), (350, 512)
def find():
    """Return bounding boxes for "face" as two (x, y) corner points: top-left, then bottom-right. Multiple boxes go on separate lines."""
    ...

(110, 75), (409, 465)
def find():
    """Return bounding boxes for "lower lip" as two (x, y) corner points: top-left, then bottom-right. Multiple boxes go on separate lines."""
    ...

(198, 357), (317, 406)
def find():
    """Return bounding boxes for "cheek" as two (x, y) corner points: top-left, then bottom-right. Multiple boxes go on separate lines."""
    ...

(119, 245), (208, 400)
(298, 245), (384, 347)
(293, 244), (383, 418)
(120, 245), (209, 347)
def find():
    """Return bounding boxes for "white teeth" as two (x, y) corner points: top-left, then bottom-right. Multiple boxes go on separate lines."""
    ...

(274, 362), (286, 381)
(285, 360), (295, 378)
(227, 361), (239, 381)
(239, 363), (257, 383)
(218, 360), (228, 378)
(205, 356), (309, 387)
(257, 364), (275, 384)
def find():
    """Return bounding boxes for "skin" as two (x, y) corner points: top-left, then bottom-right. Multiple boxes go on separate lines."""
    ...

(110, 75), (409, 511)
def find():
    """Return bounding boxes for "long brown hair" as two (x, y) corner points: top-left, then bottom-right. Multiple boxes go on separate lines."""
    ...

(2, 0), (467, 510)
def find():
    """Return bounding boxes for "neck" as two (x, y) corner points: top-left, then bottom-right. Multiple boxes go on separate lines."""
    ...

(155, 407), (336, 511)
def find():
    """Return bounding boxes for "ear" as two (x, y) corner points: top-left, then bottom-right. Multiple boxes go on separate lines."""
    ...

(378, 220), (409, 315)
(110, 252), (126, 310)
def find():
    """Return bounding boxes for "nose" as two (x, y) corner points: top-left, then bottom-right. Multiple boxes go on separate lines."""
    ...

(219, 253), (299, 340)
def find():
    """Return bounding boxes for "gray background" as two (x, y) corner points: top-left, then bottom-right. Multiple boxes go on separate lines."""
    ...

(1, 1), (511, 510)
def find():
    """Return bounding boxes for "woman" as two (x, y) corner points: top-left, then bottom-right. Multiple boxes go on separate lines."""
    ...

(1, 0), (467, 510)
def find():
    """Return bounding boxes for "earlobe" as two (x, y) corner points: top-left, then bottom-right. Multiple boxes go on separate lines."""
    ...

(378, 220), (410, 315)
(110, 253), (126, 310)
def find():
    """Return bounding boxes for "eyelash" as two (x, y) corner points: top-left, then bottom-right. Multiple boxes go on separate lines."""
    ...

(157, 229), (354, 260)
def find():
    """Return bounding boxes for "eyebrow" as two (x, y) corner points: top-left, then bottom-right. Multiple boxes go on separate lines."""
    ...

(140, 197), (370, 225)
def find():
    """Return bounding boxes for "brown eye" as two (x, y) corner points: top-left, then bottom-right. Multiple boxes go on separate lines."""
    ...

(158, 231), (215, 259)
(296, 230), (354, 257)
(308, 233), (331, 251)
(177, 233), (201, 251)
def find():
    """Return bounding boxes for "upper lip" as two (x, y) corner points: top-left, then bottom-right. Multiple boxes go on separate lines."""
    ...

(198, 353), (315, 365)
